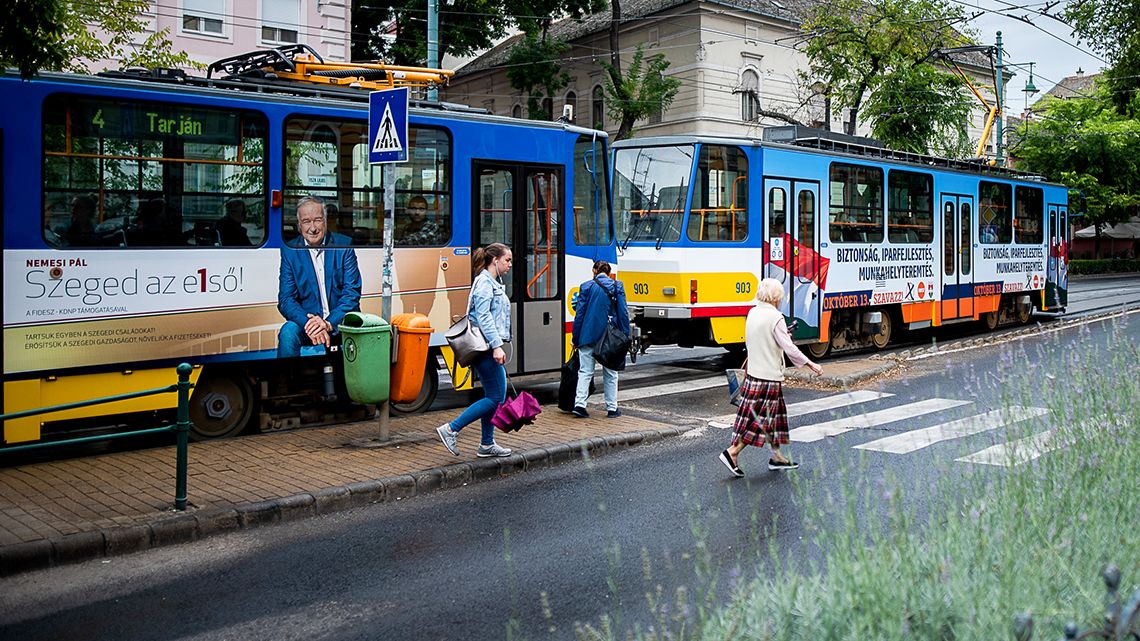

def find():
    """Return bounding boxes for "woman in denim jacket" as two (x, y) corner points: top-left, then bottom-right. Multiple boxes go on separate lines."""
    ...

(437, 243), (514, 458)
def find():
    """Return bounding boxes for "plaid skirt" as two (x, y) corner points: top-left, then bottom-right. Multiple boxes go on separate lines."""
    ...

(731, 376), (789, 447)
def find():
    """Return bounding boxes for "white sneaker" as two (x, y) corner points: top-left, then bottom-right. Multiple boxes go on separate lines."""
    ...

(476, 442), (512, 457)
(436, 424), (459, 456)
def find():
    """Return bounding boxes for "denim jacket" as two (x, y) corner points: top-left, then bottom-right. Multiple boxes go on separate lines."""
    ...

(572, 274), (630, 348)
(470, 270), (511, 349)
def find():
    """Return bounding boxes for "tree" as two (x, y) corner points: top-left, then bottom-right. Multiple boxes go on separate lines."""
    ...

(1, 0), (195, 78)
(1063, 0), (1140, 115)
(505, 33), (571, 119)
(599, 44), (680, 140)
(797, 0), (975, 150)
(1012, 81), (1140, 254)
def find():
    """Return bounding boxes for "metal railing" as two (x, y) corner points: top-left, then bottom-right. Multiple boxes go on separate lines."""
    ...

(1, 363), (194, 510)
(1013, 565), (1140, 641)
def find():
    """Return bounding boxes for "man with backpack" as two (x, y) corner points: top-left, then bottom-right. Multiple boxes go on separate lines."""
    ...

(570, 260), (631, 418)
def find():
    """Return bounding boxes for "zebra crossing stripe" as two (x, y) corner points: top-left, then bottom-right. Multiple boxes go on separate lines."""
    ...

(956, 428), (1072, 467)
(854, 406), (1049, 454)
(707, 390), (894, 425)
(789, 398), (971, 443)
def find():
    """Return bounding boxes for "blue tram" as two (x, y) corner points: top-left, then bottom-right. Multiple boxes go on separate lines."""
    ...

(1, 49), (615, 444)
(612, 128), (1069, 356)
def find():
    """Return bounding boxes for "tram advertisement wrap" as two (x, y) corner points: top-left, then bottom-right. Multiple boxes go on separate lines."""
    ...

(3, 249), (467, 374)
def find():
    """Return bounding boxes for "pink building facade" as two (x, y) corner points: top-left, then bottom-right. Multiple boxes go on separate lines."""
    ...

(88, 0), (352, 73)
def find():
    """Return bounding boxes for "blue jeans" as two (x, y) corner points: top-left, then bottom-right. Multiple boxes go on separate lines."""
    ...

(448, 351), (506, 446)
(575, 345), (618, 411)
(277, 321), (308, 358)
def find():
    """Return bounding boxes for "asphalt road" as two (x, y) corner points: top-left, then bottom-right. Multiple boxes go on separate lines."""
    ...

(3, 283), (1137, 640)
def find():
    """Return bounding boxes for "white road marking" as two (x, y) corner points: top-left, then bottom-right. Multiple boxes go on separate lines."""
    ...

(956, 428), (1072, 467)
(706, 390), (895, 425)
(585, 375), (727, 408)
(789, 398), (971, 443)
(855, 406), (1049, 454)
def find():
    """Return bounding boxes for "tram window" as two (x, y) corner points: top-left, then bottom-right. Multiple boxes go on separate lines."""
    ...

(978, 181), (1012, 244)
(943, 201), (954, 276)
(687, 145), (747, 242)
(887, 170), (933, 243)
(829, 163), (883, 243)
(42, 95), (268, 248)
(1014, 185), (1044, 244)
(961, 202), (972, 274)
(573, 135), (613, 246)
(613, 144), (691, 244)
(769, 187), (787, 240)
(284, 119), (451, 247)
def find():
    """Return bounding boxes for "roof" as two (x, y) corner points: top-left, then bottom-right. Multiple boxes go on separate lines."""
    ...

(453, 0), (986, 77)
(1042, 72), (1101, 100)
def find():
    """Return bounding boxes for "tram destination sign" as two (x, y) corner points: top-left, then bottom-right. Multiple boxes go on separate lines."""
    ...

(68, 99), (243, 144)
(368, 88), (409, 164)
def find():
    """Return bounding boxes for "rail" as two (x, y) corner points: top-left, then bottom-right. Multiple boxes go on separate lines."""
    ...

(1, 363), (195, 510)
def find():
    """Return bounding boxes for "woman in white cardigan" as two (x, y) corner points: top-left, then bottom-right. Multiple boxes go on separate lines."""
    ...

(719, 278), (823, 477)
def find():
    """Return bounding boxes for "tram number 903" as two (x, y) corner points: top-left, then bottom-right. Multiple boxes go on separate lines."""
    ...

(632, 283), (650, 295)
(735, 281), (752, 294)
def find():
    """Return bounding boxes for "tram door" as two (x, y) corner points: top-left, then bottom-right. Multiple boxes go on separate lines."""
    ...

(940, 194), (975, 319)
(474, 162), (564, 374)
(1045, 203), (1068, 309)
(763, 178), (822, 340)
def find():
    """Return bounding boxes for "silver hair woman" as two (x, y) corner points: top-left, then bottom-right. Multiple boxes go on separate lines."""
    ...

(718, 278), (823, 477)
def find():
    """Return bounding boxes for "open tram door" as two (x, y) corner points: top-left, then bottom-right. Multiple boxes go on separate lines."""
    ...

(1045, 203), (1068, 310)
(940, 194), (975, 320)
(762, 178), (822, 342)
(474, 161), (564, 375)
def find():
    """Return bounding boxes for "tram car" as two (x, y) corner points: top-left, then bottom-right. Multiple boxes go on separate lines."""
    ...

(2, 45), (615, 446)
(612, 128), (1069, 357)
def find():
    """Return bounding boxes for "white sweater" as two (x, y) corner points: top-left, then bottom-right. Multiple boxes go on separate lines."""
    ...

(744, 302), (810, 381)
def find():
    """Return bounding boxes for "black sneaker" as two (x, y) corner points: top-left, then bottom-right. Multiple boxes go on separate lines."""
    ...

(572, 406), (589, 418)
(606, 409), (622, 418)
(768, 458), (799, 471)
(719, 450), (745, 477)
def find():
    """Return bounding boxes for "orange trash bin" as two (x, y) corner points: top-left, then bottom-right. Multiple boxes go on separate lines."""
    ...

(389, 313), (434, 403)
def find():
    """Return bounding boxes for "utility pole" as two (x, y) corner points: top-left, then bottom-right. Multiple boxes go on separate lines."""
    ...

(427, 0), (439, 101)
(995, 31), (1004, 166)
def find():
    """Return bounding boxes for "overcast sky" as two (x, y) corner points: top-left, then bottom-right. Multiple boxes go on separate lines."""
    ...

(961, 0), (1107, 108)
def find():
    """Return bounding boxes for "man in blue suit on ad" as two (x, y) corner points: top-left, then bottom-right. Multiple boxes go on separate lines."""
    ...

(277, 195), (362, 358)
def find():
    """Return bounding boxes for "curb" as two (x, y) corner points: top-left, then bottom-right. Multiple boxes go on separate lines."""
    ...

(0, 426), (686, 578)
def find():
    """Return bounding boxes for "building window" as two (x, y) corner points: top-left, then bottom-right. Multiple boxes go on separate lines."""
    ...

(511, 104), (522, 119)
(565, 91), (577, 122)
(740, 69), (759, 122)
(542, 97), (553, 120)
(262, 0), (300, 44)
(591, 85), (605, 129)
(183, 0), (225, 35)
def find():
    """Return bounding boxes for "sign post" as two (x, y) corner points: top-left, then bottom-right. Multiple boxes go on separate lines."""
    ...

(368, 87), (409, 440)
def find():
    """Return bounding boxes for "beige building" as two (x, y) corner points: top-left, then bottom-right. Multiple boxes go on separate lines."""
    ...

(443, 0), (1004, 156)
(85, 0), (353, 72)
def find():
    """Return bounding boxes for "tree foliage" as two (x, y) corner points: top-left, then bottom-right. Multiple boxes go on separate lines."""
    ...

(353, 0), (600, 66)
(1, 0), (196, 78)
(1012, 80), (1140, 231)
(505, 34), (570, 119)
(798, 0), (975, 152)
(599, 44), (681, 140)
(1063, 0), (1140, 115)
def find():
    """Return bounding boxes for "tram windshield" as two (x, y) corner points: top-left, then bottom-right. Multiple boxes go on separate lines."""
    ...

(613, 145), (693, 245)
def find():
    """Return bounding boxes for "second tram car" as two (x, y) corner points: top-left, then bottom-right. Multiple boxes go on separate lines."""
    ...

(2, 48), (615, 446)
(612, 131), (1069, 357)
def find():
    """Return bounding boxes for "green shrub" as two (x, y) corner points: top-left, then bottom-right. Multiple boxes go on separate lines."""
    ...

(1069, 258), (1140, 275)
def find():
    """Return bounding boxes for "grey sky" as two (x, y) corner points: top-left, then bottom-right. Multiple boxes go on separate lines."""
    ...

(962, 0), (1107, 108)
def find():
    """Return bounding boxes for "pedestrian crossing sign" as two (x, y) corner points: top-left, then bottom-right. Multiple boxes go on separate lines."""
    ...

(368, 88), (409, 164)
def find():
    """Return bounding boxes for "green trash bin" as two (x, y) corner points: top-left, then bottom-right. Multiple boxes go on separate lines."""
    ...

(339, 312), (391, 404)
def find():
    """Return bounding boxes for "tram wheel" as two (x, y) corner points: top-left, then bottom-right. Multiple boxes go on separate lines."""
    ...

(189, 371), (255, 441)
(983, 311), (999, 331)
(1015, 304), (1032, 324)
(869, 311), (893, 350)
(391, 365), (439, 415)
(805, 339), (831, 359)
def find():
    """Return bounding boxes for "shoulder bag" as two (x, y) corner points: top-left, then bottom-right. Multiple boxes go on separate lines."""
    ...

(592, 277), (632, 371)
(445, 278), (491, 366)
